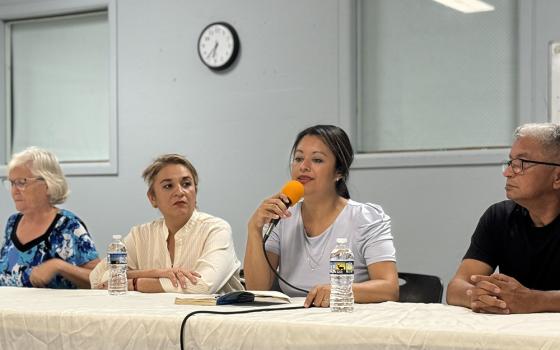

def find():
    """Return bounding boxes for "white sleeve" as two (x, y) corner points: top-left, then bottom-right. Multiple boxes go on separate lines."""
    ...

(357, 203), (397, 265)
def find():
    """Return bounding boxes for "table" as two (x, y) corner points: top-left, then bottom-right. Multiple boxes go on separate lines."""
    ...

(185, 300), (560, 350)
(0, 287), (298, 349)
(1, 287), (559, 350)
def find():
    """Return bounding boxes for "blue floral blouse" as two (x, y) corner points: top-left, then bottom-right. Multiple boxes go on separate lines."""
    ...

(0, 209), (99, 288)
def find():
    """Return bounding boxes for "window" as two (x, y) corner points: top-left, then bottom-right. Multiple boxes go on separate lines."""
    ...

(357, 0), (518, 161)
(0, 0), (116, 175)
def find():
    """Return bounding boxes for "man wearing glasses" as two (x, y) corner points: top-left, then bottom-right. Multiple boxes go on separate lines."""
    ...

(447, 123), (560, 314)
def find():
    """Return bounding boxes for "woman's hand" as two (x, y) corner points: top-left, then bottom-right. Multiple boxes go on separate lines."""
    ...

(93, 279), (135, 290)
(156, 268), (201, 289)
(94, 268), (201, 290)
(30, 259), (61, 287)
(94, 281), (108, 289)
(304, 284), (331, 308)
(248, 193), (292, 232)
(130, 268), (201, 289)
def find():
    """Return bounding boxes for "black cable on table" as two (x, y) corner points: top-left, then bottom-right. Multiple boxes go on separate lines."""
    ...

(180, 224), (311, 349)
(180, 305), (306, 350)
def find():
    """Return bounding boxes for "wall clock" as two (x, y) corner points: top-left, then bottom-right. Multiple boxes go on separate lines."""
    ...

(198, 22), (240, 71)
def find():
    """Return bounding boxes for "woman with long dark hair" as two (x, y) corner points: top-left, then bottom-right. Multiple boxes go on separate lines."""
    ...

(244, 125), (398, 308)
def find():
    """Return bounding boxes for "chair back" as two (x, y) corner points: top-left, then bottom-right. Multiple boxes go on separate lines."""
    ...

(398, 272), (443, 303)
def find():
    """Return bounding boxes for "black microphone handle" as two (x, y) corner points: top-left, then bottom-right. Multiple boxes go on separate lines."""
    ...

(263, 218), (279, 242)
(262, 198), (292, 242)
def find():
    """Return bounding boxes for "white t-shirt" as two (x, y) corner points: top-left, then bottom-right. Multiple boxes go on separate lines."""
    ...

(265, 199), (396, 297)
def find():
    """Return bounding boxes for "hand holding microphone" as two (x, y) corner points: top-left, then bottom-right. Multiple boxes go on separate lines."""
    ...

(246, 180), (308, 295)
(263, 180), (304, 241)
(249, 180), (304, 242)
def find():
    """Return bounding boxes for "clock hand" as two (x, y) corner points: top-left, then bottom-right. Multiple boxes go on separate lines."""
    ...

(206, 41), (218, 59)
(211, 42), (219, 58)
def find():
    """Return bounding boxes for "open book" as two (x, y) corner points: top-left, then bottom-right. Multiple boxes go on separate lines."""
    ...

(174, 290), (291, 306)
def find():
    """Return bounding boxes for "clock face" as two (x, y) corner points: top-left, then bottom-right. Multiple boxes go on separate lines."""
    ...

(198, 22), (239, 71)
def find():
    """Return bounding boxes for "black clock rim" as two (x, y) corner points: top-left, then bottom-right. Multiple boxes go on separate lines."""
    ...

(197, 21), (240, 71)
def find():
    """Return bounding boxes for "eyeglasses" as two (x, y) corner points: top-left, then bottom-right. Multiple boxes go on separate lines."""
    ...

(2, 177), (44, 191)
(502, 158), (560, 175)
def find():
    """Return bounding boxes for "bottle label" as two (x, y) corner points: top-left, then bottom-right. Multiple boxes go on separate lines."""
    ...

(330, 260), (354, 275)
(108, 252), (127, 264)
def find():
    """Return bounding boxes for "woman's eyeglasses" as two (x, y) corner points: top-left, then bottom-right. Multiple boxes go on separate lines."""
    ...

(2, 177), (44, 191)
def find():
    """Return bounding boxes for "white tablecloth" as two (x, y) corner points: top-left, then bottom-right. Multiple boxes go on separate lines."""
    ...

(0, 287), (301, 349)
(184, 300), (560, 350)
(1, 287), (560, 350)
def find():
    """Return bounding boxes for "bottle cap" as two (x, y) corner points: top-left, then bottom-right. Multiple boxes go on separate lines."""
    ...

(336, 237), (348, 244)
(112, 234), (122, 239)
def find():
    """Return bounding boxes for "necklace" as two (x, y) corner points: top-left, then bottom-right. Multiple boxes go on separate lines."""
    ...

(302, 224), (332, 271)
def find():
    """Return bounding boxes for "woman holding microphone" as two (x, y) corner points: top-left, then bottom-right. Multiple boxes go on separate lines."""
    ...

(245, 125), (398, 308)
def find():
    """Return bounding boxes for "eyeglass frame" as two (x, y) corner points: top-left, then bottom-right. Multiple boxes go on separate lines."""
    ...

(2, 177), (44, 191)
(502, 158), (560, 174)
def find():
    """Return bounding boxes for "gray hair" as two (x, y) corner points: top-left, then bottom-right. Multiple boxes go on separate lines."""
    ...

(8, 147), (69, 205)
(514, 123), (560, 157)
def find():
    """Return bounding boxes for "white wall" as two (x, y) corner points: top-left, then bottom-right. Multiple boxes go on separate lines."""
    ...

(0, 0), (343, 262)
(351, 165), (505, 288)
(0, 0), (559, 294)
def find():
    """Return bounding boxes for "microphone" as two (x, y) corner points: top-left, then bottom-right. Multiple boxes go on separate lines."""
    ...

(263, 180), (304, 241)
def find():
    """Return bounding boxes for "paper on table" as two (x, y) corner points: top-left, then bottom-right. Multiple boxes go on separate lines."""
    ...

(174, 294), (218, 306)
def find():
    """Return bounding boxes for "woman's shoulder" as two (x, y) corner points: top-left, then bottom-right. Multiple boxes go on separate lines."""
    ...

(192, 211), (231, 231)
(128, 217), (166, 236)
(58, 208), (79, 219)
(343, 200), (392, 243)
(6, 212), (21, 225)
(3, 213), (21, 238)
(344, 199), (390, 223)
(54, 209), (89, 234)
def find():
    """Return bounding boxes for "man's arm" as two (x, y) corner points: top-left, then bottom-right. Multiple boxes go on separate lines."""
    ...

(447, 258), (508, 313)
(475, 274), (560, 313)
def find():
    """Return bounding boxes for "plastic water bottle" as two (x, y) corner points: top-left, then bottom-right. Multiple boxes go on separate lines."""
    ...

(330, 237), (354, 312)
(107, 234), (127, 295)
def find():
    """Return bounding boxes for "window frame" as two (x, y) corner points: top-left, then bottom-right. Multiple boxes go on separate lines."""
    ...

(0, 0), (117, 176)
(339, 0), (538, 169)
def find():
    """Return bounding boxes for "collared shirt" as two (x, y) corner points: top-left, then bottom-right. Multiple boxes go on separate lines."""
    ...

(90, 210), (242, 293)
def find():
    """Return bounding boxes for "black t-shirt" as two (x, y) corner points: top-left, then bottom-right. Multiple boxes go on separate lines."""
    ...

(464, 200), (560, 291)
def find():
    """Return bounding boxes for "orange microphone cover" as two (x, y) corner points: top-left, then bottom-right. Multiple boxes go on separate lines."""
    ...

(281, 180), (304, 206)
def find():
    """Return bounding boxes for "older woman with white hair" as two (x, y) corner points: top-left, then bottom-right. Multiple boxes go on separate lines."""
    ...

(0, 147), (100, 288)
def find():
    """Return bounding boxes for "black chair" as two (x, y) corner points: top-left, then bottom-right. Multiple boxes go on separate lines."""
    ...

(398, 272), (443, 303)
(239, 268), (246, 288)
